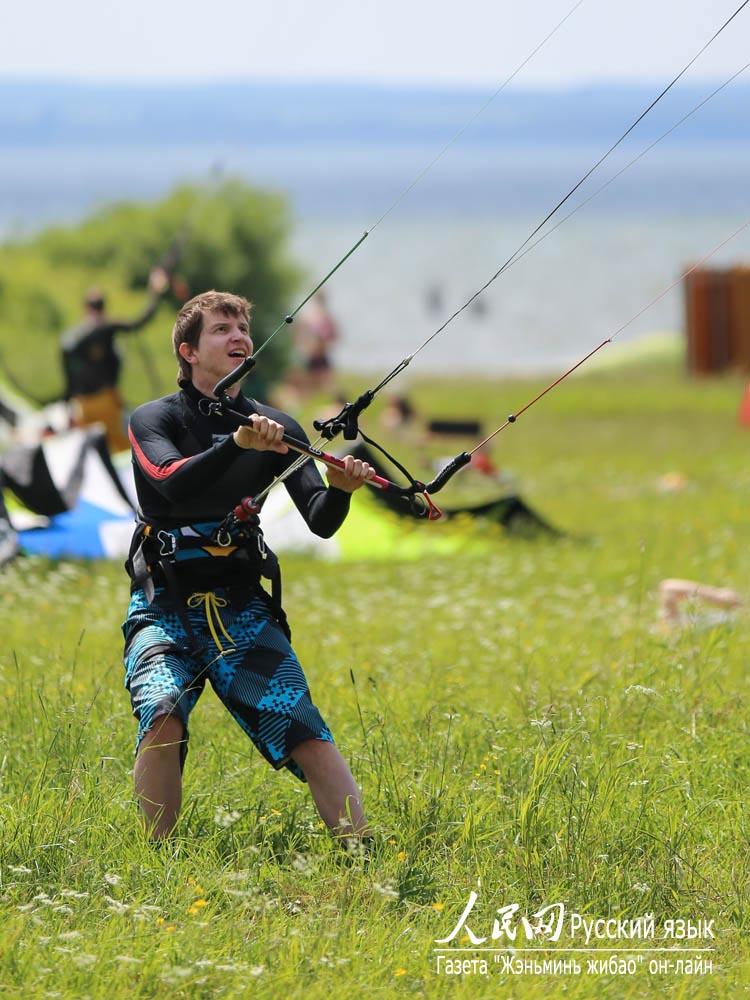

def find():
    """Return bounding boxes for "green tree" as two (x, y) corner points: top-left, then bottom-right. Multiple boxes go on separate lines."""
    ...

(4, 179), (302, 405)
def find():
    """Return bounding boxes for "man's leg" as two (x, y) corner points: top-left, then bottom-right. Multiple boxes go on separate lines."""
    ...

(659, 578), (744, 624)
(134, 714), (185, 839)
(291, 738), (369, 838)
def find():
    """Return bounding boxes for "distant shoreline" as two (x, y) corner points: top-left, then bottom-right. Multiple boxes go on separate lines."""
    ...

(0, 78), (747, 148)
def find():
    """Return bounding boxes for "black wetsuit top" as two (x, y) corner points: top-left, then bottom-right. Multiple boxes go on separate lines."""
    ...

(127, 381), (351, 590)
(61, 296), (162, 398)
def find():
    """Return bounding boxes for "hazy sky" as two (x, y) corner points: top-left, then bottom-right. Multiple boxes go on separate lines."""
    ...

(3, 0), (748, 86)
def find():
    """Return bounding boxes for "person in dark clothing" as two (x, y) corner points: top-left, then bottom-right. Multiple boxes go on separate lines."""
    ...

(61, 267), (169, 451)
(123, 289), (374, 842)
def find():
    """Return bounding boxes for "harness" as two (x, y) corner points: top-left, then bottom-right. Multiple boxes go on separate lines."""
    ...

(126, 515), (290, 644)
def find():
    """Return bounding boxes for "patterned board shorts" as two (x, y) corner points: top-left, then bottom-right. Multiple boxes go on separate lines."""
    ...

(122, 586), (334, 781)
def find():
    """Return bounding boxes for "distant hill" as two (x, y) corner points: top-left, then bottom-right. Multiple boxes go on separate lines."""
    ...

(0, 78), (747, 148)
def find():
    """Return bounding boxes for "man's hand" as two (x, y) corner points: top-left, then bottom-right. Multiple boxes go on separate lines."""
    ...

(149, 266), (171, 296)
(327, 455), (375, 493)
(233, 416), (289, 454)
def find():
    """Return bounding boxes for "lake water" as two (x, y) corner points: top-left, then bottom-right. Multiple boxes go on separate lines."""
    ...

(1, 143), (748, 374)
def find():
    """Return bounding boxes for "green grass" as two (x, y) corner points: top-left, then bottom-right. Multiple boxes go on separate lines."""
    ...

(2, 357), (750, 998)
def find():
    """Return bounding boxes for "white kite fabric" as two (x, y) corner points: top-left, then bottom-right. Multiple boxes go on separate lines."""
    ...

(0, 424), (339, 562)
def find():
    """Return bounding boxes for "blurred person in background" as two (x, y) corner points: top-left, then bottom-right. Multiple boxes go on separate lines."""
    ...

(658, 578), (744, 625)
(293, 290), (339, 394)
(61, 266), (169, 451)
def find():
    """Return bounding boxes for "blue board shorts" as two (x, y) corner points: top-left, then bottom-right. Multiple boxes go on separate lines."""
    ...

(122, 586), (334, 781)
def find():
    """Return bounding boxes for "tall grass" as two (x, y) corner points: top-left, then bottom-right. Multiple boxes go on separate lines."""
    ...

(1, 361), (749, 998)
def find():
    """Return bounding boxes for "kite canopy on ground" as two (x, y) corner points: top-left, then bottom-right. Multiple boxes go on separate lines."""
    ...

(0, 487), (20, 566)
(0, 426), (561, 564)
(1, 428), (136, 561)
(347, 442), (560, 535)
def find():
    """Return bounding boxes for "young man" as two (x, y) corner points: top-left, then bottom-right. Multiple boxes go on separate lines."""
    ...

(123, 290), (374, 841)
(61, 267), (169, 451)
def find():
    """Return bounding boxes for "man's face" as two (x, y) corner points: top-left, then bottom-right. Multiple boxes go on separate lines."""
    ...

(179, 308), (253, 387)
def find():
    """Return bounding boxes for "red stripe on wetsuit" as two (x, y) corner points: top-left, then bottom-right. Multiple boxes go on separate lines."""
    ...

(128, 424), (193, 481)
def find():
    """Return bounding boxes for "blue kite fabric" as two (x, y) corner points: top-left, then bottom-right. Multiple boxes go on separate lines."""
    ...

(3, 428), (136, 560)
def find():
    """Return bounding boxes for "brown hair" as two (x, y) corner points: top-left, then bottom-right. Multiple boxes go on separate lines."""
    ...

(84, 287), (106, 313)
(172, 290), (252, 385)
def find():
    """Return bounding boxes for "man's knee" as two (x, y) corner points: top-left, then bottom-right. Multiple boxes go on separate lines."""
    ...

(138, 714), (185, 756)
(291, 737), (335, 762)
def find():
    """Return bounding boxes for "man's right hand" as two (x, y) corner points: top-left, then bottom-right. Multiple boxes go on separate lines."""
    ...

(233, 416), (289, 454)
(149, 267), (170, 296)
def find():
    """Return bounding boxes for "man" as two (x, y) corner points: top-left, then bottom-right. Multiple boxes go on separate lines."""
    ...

(289, 290), (339, 398)
(123, 290), (374, 843)
(61, 267), (170, 451)
(658, 578), (743, 625)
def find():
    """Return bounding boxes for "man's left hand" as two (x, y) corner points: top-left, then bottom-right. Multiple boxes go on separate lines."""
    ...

(327, 456), (376, 493)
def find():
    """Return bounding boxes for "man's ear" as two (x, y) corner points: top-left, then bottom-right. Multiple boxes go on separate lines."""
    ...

(178, 342), (197, 365)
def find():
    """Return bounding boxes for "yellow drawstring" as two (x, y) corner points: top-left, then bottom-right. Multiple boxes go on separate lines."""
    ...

(187, 592), (236, 653)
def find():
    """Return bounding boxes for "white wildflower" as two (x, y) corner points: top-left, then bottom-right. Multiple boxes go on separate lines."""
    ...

(105, 896), (130, 914)
(72, 954), (97, 968)
(161, 966), (193, 981)
(372, 881), (399, 900)
(213, 806), (241, 828)
(291, 854), (316, 874)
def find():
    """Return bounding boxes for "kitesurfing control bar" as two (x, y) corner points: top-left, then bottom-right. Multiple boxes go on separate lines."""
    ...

(229, 406), (442, 515)
(210, 357), (490, 519)
(209, 361), (445, 519)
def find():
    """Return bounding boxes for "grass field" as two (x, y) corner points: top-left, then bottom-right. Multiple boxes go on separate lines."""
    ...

(1, 354), (749, 998)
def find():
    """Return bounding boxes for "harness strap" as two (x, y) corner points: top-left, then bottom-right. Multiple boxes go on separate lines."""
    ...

(157, 556), (203, 652)
(127, 518), (291, 644)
